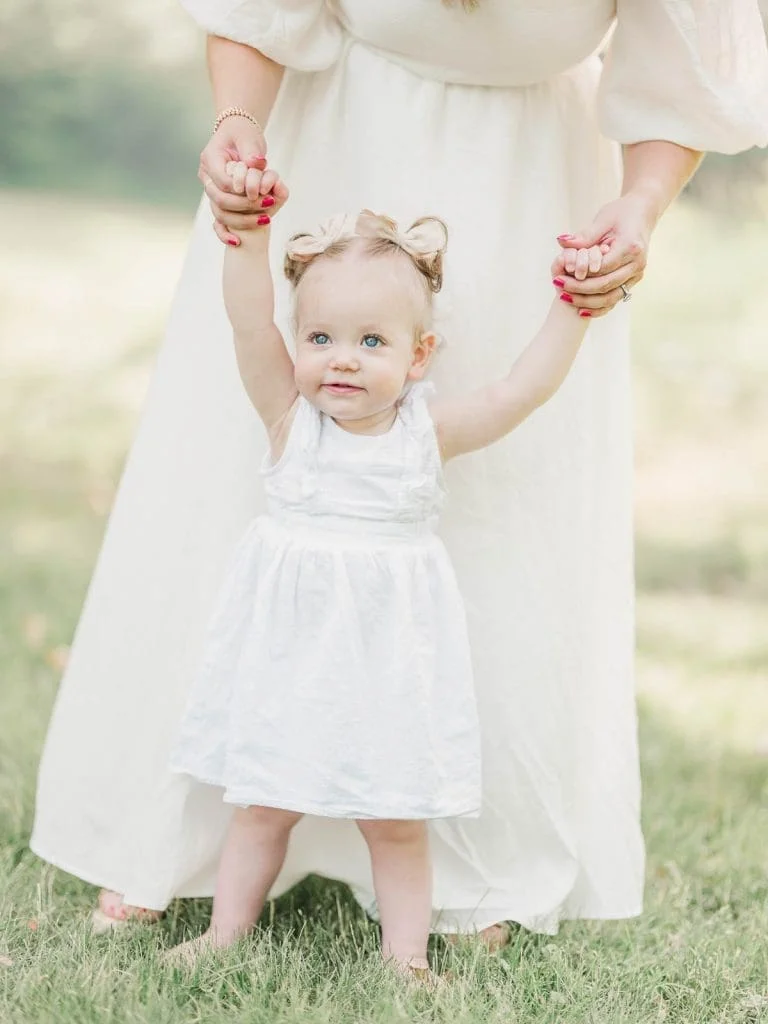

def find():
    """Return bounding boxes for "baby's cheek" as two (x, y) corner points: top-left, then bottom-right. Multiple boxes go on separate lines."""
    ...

(293, 354), (314, 393)
(383, 354), (415, 396)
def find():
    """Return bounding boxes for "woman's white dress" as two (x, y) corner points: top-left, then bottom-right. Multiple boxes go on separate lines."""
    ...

(170, 387), (482, 820)
(31, 1), (768, 933)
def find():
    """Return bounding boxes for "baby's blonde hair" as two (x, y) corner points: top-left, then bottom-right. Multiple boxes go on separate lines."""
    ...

(284, 212), (448, 323)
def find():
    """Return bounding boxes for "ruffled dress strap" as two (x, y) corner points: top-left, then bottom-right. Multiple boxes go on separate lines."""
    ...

(261, 395), (322, 493)
(397, 381), (443, 477)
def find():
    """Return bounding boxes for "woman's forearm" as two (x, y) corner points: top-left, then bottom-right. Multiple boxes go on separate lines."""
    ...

(621, 141), (704, 228)
(207, 35), (285, 125)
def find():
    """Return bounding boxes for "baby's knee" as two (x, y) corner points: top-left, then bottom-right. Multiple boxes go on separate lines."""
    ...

(236, 804), (303, 833)
(356, 818), (426, 847)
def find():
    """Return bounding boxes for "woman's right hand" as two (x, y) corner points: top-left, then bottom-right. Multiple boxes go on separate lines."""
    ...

(198, 116), (283, 245)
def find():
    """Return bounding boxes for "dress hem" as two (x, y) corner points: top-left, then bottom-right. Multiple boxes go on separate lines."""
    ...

(28, 835), (644, 931)
(28, 837), (167, 913)
(168, 766), (481, 820)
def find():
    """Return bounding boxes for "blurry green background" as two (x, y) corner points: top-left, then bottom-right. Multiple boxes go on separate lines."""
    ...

(1, 3), (767, 1021)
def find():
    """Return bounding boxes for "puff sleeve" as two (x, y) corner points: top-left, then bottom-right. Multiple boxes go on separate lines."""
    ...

(599, 0), (768, 153)
(178, 0), (343, 72)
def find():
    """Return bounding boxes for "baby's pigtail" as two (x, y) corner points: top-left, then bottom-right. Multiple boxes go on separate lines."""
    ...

(404, 216), (449, 294)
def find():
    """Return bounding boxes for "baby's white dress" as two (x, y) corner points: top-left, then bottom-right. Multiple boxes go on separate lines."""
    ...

(170, 385), (482, 820)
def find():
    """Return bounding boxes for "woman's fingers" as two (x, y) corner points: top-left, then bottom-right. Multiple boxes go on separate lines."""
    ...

(206, 153), (289, 244)
(213, 219), (240, 247)
(202, 146), (240, 193)
(210, 179), (288, 234)
(557, 273), (642, 313)
(200, 122), (267, 192)
(210, 207), (269, 232)
(205, 177), (274, 217)
(555, 261), (643, 298)
(573, 278), (641, 310)
(203, 177), (258, 213)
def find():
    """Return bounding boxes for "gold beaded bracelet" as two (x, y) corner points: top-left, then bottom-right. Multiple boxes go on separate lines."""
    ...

(212, 106), (265, 135)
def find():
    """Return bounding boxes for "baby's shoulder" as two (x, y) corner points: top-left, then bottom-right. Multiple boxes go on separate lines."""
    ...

(266, 395), (318, 468)
(399, 381), (437, 423)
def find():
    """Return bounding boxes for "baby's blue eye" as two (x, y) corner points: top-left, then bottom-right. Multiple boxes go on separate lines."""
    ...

(311, 333), (331, 346)
(362, 335), (383, 349)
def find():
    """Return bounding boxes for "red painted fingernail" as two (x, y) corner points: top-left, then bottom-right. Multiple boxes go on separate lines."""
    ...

(557, 234), (575, 242)
(552, 277), (565, 288)
(257, 215), (271, 226)
(579, 310), (592, 318)
(227, 239), (239, 246)
(559, 293), (574, 304)
(261, 196), (275, 208)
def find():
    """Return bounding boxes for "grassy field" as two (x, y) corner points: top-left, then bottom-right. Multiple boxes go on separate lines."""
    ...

(1, 188), (767, 1023)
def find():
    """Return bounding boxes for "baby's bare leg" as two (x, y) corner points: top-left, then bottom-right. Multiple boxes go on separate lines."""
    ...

(167, 805), (302, 962)
(356, 819), (432, 969)
(210, 804), (303, 942)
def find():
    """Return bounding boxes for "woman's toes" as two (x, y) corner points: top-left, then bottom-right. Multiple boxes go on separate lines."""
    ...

(481, 923), (512, 951)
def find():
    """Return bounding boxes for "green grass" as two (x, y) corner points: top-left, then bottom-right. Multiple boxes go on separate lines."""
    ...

(1, 189), (767, 1022)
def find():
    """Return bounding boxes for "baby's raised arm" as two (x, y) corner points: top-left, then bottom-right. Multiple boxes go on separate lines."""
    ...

(223, 163), (298, 431)
(431, 297), (591, 461)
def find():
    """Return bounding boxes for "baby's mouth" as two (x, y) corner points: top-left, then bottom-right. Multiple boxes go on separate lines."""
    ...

(322, 383), (364, 393)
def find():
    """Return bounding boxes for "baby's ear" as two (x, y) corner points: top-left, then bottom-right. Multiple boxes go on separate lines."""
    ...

(408, 331), (438, 380)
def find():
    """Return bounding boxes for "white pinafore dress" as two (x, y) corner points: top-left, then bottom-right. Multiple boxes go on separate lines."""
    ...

(170, 386), (482, 820)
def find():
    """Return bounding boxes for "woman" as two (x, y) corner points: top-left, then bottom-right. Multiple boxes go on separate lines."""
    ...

(31, 1), (768, 941)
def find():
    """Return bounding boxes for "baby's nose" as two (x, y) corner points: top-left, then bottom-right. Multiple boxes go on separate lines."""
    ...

(331, 351), (359, 370)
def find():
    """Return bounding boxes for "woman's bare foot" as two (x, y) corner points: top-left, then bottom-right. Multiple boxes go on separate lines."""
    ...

(443, 921), (512, 951)
(91, 890), (163, 934)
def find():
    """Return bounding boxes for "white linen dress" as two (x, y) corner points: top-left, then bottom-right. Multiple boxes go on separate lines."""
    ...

(31, 1), (768, 933)
(169, 386), (482, 820)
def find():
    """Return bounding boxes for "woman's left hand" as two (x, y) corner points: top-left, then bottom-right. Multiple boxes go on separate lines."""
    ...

(551, 194), (657, 317)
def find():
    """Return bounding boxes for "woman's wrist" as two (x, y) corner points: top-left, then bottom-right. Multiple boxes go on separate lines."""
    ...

(616, 186), (664, 233)
(620, 141), (704, 226)
(213, 107), (265, 137)
(207, 36), (284, 129)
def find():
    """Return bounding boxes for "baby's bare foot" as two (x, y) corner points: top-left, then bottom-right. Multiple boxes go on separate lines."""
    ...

(162, 929), (240, 968)
(162, 935), (214, 968)
(384, 956), (448, 991)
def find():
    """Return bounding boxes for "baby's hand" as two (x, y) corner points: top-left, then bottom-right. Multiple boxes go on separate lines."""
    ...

(213, 160), (289, 244)
(552, 243), (607, 282)
(551, 242), (609, 317)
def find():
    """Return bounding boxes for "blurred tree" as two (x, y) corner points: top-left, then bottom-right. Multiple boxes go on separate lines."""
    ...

(0, 0), (208, 206)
